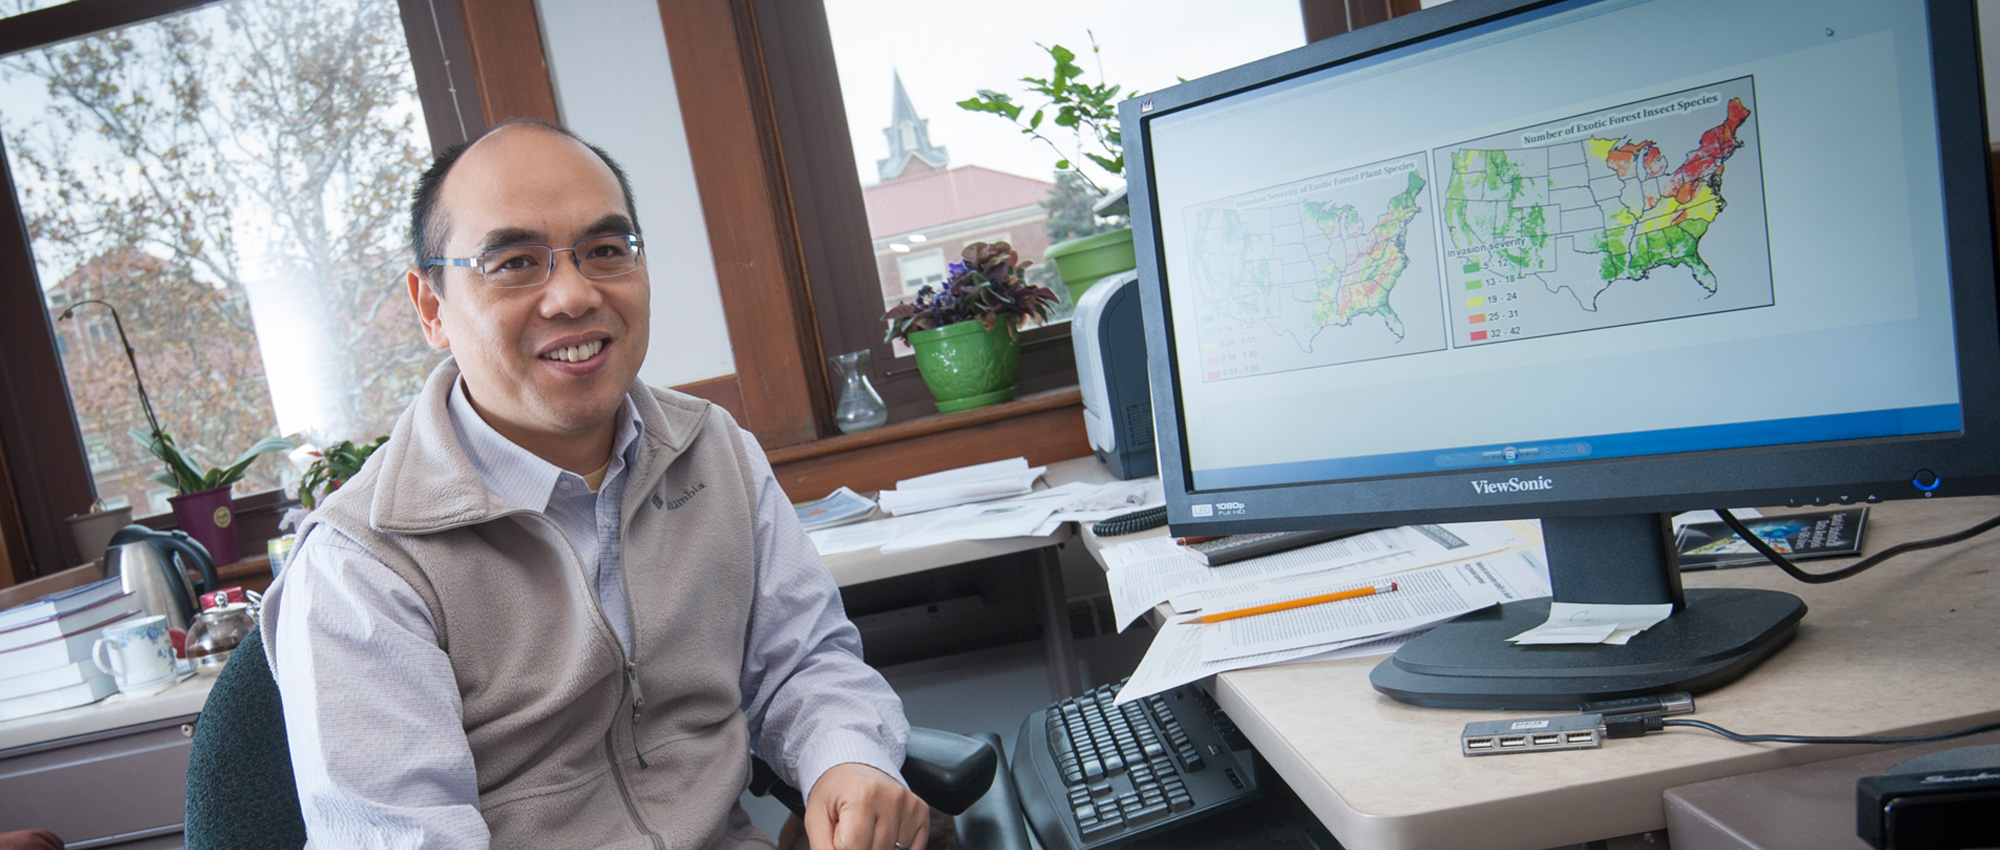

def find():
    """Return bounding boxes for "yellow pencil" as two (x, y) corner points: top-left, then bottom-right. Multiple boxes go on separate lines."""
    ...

(1197, 582), (1398, 624)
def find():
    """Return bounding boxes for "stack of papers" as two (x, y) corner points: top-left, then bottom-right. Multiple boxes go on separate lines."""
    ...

(794, 487), (877, 531)
(876, 458), (1046, 516)
(805, 478), (1164, 557)
(1106, 523), (1551, 704)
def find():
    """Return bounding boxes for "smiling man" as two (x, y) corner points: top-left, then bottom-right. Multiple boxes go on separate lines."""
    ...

(260, 120), (927, 850)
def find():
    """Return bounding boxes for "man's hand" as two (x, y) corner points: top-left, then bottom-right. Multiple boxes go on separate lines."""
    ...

(803, 762), (929, 850)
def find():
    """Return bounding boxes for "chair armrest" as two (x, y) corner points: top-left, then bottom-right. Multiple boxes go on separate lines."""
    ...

(747, 727), (998, 818)
(902, 727), (998, 817)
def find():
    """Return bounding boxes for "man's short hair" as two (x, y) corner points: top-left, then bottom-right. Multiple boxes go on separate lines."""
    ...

(409, 118), (642, 291)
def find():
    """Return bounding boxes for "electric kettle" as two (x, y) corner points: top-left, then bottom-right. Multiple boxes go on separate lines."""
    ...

(104, 525), (220, 631)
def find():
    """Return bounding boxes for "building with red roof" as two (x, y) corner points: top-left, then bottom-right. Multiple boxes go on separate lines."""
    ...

(862, 72), (1054, 305)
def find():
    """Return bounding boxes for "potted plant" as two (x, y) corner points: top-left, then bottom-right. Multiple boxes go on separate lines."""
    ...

(959, 36), (1137, 297)
(296, 436), (389, 510)
(59, 298), (290, 565)
(132, 428), (295, 565)
(884, 241), (1060, 413)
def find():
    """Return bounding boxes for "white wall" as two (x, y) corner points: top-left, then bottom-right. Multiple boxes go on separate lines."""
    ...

(536, 0), (735, 388)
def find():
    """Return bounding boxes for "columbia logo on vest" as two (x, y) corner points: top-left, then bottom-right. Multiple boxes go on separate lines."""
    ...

(654, 482), (706, 510)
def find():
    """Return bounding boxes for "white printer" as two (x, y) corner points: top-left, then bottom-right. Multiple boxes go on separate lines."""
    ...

(1070, 270), (1157, 479)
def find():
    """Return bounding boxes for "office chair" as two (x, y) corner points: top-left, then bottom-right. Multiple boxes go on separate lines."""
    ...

(182, 629), (307, 850)
(184, 629), (1032, 850)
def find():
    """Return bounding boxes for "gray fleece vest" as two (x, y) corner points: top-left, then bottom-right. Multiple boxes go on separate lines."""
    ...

(267, 361), (772, 850)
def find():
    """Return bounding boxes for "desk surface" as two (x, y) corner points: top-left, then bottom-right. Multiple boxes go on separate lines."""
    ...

(817, 456), (1112, 587)
(1090, 496), (2000, 850)
(1229, 497), (2000, 850)
(0, 670), (213, 752)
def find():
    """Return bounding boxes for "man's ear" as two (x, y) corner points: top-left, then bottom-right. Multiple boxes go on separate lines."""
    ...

(408, 268), (450, 350)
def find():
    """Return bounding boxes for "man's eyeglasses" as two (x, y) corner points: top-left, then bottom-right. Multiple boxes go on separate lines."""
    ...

(425, 233), (645, 289)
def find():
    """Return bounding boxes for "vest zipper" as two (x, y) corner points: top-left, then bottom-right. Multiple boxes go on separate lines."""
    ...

(625, 659), (649, 768)
(512, 510), (662, 846)
(603, 732), (669, 850)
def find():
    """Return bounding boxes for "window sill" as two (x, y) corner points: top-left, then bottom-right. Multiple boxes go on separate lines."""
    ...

(766, 385), (1091, 502)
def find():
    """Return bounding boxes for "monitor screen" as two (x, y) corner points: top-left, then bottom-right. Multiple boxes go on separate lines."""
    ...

(1149, 0), (1967, 494)
(1125, 0), (2000, 708)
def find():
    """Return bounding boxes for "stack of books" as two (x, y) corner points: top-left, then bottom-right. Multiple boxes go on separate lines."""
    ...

(0, 577), (143, 721)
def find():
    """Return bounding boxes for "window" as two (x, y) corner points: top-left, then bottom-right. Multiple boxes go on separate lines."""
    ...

(1, 0), (439, 519)
(759, 0), (1308, 426)
(895, 250), (947, 295)
(0, 0), (512, 576)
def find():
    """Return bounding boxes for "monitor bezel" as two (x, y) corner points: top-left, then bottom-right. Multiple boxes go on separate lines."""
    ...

(1127, 0), (2000, 535)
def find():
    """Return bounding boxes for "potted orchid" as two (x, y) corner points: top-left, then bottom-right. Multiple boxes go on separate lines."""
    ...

(884, 241), (1059, 413)
(59, 298), (291, 566)
(132, 428), (295, 565)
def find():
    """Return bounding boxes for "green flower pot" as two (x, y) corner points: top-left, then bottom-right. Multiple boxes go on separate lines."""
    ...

(1044, 227), (1136, 301)
(907, 319), (1020, 413)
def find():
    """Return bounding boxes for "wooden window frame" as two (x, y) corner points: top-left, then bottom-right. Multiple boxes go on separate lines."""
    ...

(1300, 0), (1407, 42)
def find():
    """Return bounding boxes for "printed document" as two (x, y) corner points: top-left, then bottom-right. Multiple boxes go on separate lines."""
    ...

(1103, 523), (1521, 632)
(1199, 552), (1550, 662)
(1182, 523), (1524, 615)
(1114, 614), (1419, 705)
(876, 484), (1096, 552)
(877, 457), (1046, 515)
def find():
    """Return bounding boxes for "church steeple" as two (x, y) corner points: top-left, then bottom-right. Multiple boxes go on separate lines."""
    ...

(877, 70), (949, 182)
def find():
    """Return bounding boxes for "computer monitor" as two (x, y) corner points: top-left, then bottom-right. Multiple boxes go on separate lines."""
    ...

(1125, 0), (2000, 709)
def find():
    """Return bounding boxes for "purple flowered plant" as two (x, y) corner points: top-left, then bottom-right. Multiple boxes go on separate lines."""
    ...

(884, 241), (1060, 343)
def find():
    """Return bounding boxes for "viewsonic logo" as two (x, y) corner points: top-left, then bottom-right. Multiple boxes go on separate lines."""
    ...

(1470, 476), (1554, 495)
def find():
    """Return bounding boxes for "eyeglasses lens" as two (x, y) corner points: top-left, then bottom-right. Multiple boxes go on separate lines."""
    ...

(478, 246), (552, 288)
(475, 235), (641, 289)
(575, 235), (640, 279)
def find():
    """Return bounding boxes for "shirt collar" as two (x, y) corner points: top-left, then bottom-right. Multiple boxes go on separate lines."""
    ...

(446, 376), (645, 513)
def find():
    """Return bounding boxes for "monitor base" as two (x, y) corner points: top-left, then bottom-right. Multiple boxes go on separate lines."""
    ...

(1370, 588), (1806, 710)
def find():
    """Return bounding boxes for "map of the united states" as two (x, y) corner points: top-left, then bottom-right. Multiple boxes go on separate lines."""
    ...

(1302, 170), (1427, 339)
(1180, 79), (1771, 376)
(1442, 93), (1756, 313)
(1184, 156), (1449, 379)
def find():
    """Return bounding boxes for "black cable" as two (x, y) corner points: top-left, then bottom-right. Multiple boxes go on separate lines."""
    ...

(1714, 508), (2000, 584)
(1604, 714), (2000, 744)
(1093, 505), (1168, 536)
(1660, 717), (2000, 746)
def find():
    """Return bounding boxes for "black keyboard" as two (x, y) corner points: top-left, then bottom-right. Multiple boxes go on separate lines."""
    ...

(1011, 679), (1260, 850)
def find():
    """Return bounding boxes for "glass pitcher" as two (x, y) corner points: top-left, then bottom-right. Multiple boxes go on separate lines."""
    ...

(829, 350), (888, 434)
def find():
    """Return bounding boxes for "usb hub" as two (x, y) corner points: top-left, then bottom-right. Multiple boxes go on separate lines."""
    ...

(1461, 714), (1604, 757)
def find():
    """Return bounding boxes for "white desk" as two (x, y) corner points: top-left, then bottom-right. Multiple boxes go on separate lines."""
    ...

(0, 671), (213, 753)
(819, 456), (1119, 698)
(817, 456), (1113, 587)
(0, 672), (215, 847)
(1086, 496), (2000, 850)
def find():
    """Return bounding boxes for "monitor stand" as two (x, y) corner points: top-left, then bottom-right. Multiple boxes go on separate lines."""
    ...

(1369, 513), (1806, 710)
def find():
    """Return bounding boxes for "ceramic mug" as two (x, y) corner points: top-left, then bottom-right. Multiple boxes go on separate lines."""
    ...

(93, 615), (177, 696)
